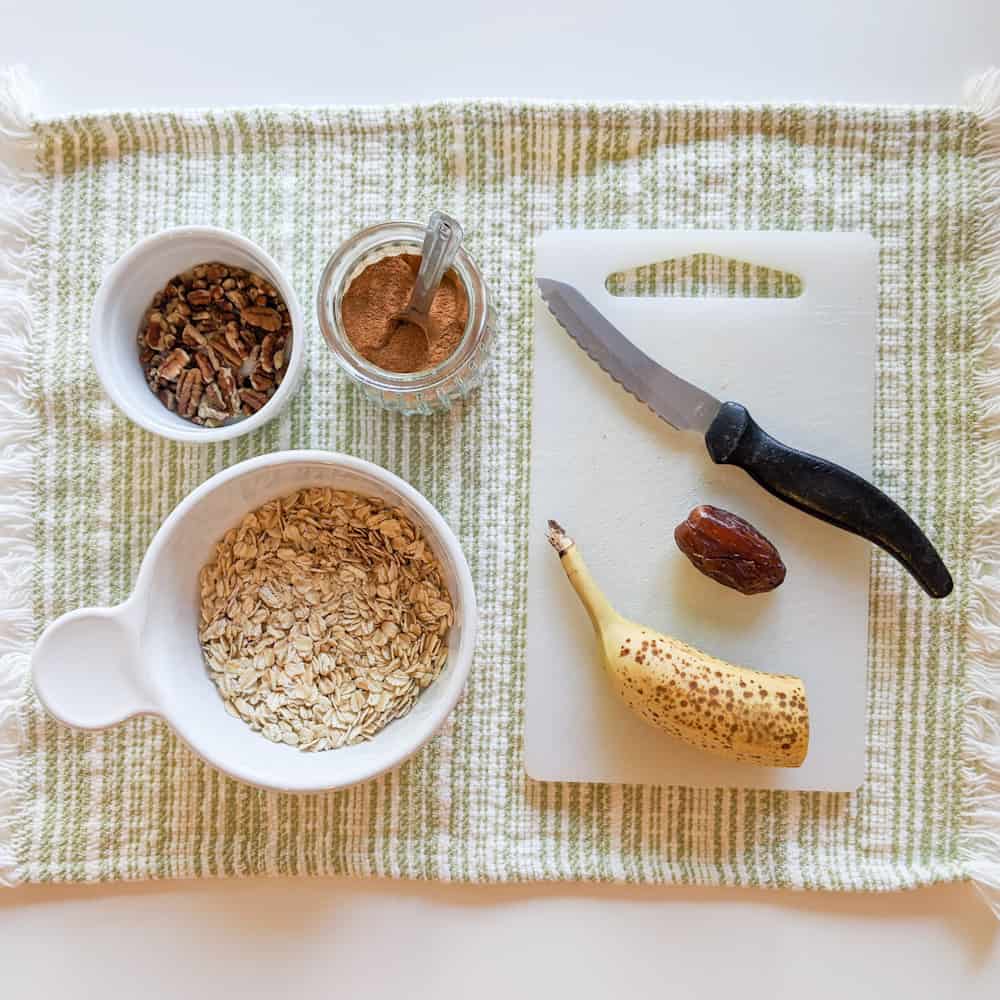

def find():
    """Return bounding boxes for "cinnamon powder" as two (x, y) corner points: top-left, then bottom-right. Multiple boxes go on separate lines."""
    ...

(341, 253), (469, 373)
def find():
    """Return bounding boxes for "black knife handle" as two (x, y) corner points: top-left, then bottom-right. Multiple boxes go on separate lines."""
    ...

(704, 401), (953, 599)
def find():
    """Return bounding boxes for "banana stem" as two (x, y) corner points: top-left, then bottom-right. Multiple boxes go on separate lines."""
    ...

(547, 520), (620, 633)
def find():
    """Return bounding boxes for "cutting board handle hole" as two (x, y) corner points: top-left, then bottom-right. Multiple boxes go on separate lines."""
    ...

(605, 253), (803, 300)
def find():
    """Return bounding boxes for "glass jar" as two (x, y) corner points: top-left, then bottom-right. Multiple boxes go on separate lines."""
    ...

(317, 221), (497, 414)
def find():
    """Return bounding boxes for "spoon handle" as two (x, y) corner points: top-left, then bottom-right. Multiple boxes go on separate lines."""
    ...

(408, 211), (464, 316)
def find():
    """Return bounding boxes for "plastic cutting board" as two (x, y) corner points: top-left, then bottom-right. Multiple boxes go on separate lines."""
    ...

(525, 229), (877, 792)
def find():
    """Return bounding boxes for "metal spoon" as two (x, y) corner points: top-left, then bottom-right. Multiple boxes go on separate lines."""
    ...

(378, 210), (464, 351)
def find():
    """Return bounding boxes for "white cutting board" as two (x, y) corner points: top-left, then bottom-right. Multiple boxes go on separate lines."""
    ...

(526, 230), (877, 792)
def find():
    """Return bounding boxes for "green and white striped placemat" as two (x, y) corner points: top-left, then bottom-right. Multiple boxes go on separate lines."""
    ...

(1, 67), (997, 905)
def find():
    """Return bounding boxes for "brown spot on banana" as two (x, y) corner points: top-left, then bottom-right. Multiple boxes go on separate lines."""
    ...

(547, 519), (809, 767)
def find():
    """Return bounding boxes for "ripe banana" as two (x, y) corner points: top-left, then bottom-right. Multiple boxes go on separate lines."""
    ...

(547, 520), (809, 768)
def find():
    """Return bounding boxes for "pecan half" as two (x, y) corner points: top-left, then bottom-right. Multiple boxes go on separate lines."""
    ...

(202, 342), (221, 371)
(202, 381), (227, 413)
(144, 322), (173, 352)
(224, 323), (245, 354)
(250, 370), (274, 393)
(197, 397), (229, 425)
(176, 367), (204, 417)
(239, 388), (269, 412)
(210, 336), (244, 368)
(181, 323), (206, 349)
(260, 333), (276, 373)
(241, 306), (282, 332)
(194, 350), (216, 383)
(158, 347), (190, 382)
(216, 366), (239, 413)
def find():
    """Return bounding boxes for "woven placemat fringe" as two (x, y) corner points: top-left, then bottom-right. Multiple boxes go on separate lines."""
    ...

(963, 67), (1000, 918)
(0, 64), (40, 888)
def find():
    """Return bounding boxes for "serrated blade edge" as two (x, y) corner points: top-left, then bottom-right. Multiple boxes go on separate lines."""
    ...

(536, 277), (721, 434)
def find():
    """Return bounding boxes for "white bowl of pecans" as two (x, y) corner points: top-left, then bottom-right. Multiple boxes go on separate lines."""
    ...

(31, 451), (478, 792)
(90, 226), (305, 442)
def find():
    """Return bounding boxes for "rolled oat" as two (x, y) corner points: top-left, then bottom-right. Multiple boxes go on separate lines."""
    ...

(198, 488), (454, 752)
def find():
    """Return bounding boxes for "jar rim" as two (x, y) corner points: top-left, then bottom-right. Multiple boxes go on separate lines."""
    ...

(317, 220), (490, 393)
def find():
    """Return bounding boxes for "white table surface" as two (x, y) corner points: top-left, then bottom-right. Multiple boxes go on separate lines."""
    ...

(1, 1), (998, 996)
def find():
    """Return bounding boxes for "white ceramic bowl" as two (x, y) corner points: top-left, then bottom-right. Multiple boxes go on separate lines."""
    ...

(31, 452), (478, 792)
(90, 226), (306, 443)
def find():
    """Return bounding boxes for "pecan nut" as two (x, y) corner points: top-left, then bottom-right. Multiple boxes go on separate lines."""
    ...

(176, 367), (204, 418)
(194, 350), (216, 383)
(144, 321), (173, 352)
(202, 381), (226, 413)
(260, 333), (276, 372)
(158, 347), (190, 382)
(241, 306), (282, 332)
(250, 370), (274, 393)
(209, 335), (245, 368)
(239, 388), (269, 412)
(216, 366), (239, 413)
(181, 323), (206, 349)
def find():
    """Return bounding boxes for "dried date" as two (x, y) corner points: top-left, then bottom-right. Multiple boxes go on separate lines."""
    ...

(674, 505), (786, 595)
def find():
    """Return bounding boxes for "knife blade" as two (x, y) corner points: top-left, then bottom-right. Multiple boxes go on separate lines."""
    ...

(535, 278), (721, 434)
(536, 276), (953, 599)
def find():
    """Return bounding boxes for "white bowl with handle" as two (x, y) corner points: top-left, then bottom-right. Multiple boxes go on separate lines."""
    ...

(30, 451), (478, 792)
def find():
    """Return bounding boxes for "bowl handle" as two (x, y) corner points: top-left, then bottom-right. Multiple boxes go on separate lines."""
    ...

(32, 600), (159, 729)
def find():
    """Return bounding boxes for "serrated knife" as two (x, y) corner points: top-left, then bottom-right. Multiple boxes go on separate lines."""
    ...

(536, 277), (953, 599)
